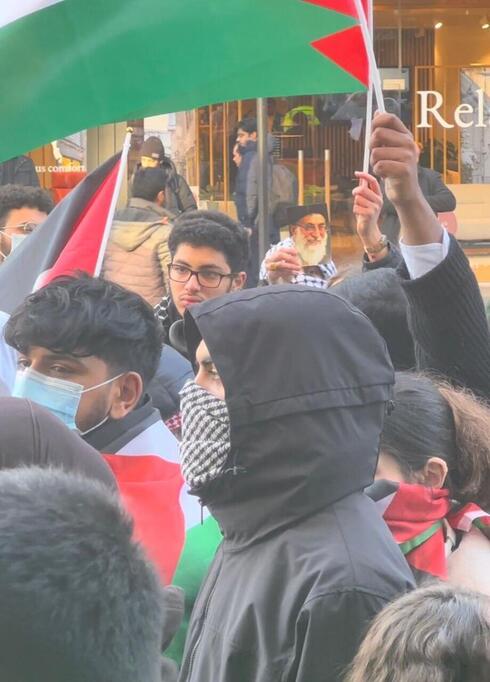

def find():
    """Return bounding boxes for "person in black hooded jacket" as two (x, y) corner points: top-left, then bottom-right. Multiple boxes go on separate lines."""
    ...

(177, 285), (415, 682)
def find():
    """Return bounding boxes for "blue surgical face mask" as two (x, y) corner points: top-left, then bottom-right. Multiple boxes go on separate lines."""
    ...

(12, 367), (124, 432)
(10, 233), (27, 251)
(0, 232), (27, 260)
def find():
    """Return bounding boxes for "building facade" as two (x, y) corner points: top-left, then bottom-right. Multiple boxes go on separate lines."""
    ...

(23, 0), (490, 285)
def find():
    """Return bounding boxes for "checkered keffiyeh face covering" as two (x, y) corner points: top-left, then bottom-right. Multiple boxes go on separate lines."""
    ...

(179, 381), (231, 490)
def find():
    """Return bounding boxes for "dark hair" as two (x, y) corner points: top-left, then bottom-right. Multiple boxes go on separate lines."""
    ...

(168, 209), (249, 272)
(237, 117), (257, 134)
(0, 467), (164, 682)
(131, 166), (171, 202)
(345, 584), (490, 682)
(0, 184), (53, 225)
(5, 274), (163, 386)
(333, 269), (415, 370)
(381, 372), (490, 509)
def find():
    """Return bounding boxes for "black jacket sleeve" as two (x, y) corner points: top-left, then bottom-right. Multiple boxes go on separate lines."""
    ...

(176, 174), (197, 212)
(284, 590), (390, 682)
(423, 169), (456, 214)
(399, 235), (490, 401)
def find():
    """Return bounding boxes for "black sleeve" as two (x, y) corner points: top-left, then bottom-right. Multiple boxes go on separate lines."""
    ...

(399, 235), (490, 401)
(361, 242), (404, 272)
(176, 175), (197, 212)
(424, 171), (456, 213)
(284, 590), (390, 682)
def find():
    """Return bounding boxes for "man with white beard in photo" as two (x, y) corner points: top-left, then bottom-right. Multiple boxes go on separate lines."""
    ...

(260, 204), (337, 288)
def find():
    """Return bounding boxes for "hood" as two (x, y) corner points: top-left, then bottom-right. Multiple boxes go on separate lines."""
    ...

(0, 397), (116, 489)
(111, 212), (173, 252)
(184, 286), (394, 545)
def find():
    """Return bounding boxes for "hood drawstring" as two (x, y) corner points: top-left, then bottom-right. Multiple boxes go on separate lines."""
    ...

(223, 447), (247, 479)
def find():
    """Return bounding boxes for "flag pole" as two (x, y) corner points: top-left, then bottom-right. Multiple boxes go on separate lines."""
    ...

(94, 128), (132, 277)
(257, 97), (270, 264)
(362, 0), (374, 173)
(353, 0), (385, 115)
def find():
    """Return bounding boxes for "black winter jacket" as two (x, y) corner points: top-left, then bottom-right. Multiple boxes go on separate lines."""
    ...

(179, 286), (415, 682)
(380, 167), (456, 243)
(361, 235), (490, 401)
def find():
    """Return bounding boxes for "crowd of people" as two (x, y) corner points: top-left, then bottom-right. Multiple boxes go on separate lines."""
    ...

(0, 112), (489, 681)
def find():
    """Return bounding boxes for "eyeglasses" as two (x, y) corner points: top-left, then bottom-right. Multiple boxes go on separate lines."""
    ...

(1, 222), (39, 233)
(294, 222), (327, 234)
(168, 264), (236, 289)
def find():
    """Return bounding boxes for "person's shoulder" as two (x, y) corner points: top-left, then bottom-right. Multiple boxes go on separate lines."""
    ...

(447, 527), (490, 596)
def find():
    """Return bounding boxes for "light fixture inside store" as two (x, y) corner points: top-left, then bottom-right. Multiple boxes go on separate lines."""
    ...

(434, 21), (443, 30)
(481, 16), (490, 30)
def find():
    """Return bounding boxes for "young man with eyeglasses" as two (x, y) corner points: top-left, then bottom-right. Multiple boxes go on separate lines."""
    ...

(155, 210), (249, 350)
(0, 184), (53, 262)
(260, 204), (337, 289)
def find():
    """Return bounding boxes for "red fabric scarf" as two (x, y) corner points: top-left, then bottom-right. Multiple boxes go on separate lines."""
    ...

(374, 482), (490, 579)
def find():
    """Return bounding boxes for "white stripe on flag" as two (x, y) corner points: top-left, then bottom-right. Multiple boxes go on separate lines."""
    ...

(0, 0), (64, 30)
(113, 418), (210, 529)
(116, 420), (180, 462)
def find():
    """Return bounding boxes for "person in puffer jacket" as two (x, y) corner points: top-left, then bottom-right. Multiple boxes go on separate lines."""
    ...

(103, 167), (175, 305)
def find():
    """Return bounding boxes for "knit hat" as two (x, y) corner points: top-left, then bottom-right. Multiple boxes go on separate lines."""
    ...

(141, 136), (165, 162)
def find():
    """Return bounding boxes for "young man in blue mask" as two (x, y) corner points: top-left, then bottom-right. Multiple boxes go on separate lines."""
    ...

(5, 274), (186, 586)
(6, 274), (161, 436)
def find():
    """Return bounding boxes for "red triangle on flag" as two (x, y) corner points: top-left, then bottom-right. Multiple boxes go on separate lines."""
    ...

(38, 158), (121, 288)
(311, 25), (369, 87)
(303, 0), (368, 19)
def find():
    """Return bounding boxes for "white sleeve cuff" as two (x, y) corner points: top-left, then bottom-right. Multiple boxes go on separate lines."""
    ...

(399, 228), (450, 280)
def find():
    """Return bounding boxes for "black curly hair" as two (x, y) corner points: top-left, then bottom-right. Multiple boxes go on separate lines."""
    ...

(168, 210), (249, 272)
(5, 273), (163, 387)
(0, 184), (53, 225)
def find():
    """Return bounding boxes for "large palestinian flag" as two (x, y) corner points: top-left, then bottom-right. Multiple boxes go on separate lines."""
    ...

(0, 153), (122, 314)
(0, 0), (368, 162)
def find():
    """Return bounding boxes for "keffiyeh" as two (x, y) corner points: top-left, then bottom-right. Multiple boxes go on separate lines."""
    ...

(180, 381), (231, 490)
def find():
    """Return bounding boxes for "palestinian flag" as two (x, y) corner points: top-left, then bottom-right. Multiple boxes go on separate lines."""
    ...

(367, 480), (490, 581)
(102, 413), (222, 652)
(0, 0), (368, 162)
(0, 153), (121, 314)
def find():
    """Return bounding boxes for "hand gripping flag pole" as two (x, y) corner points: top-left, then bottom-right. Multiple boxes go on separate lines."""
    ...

(362, 0), (374, 173)
(94, 128), (132, 277)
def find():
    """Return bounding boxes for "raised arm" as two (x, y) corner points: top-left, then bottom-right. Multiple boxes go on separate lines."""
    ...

(370, 113), (490, 400)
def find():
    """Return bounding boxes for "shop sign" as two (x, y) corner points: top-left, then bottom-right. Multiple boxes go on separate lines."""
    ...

(417, 90), (487, 129)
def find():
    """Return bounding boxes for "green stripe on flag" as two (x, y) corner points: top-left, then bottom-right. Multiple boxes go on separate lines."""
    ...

(398, 521), (444, 556)
(167, 516), (222, 662)
(0, 0), (363, 161)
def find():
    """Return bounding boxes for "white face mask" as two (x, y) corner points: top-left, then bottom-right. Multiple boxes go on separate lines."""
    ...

(10, 233), (27, 251)
(0, 232), (27, 259)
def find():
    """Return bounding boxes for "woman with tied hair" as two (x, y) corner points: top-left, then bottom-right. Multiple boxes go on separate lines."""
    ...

(368, 373), (490, 594)
(344, 584), (490, 682)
